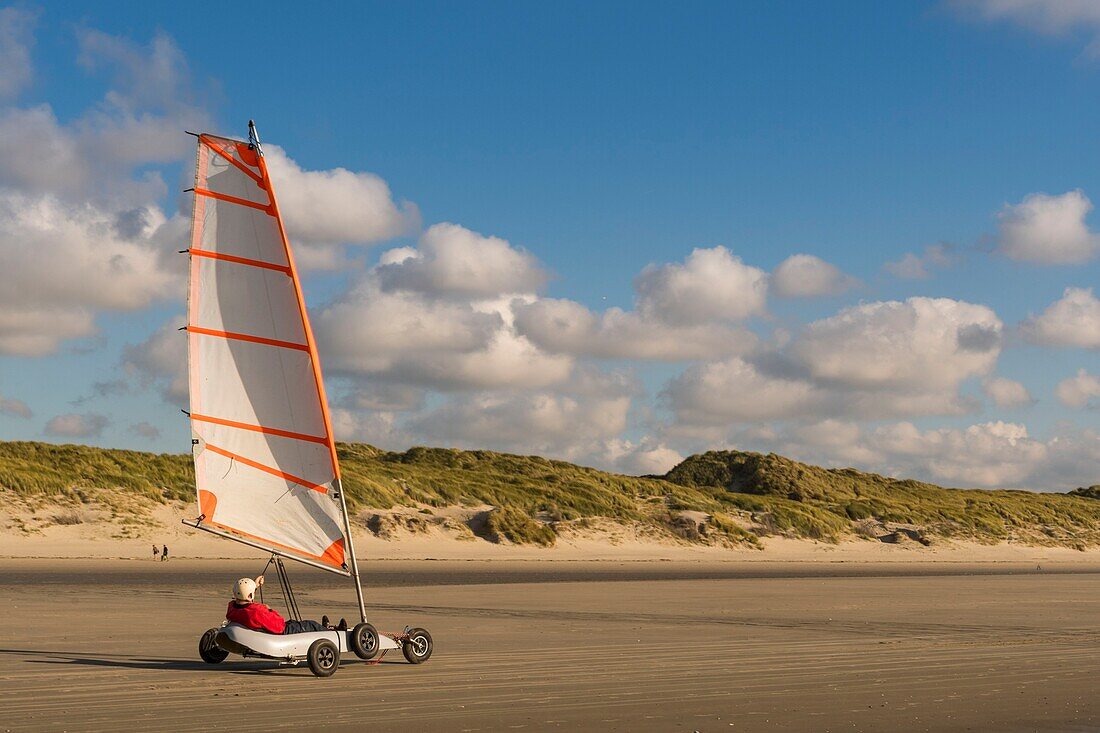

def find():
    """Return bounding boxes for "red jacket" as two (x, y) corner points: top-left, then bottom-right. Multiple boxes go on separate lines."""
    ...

(226, 601), (286, 634)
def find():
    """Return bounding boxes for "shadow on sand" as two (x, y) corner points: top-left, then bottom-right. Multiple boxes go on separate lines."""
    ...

(0, 647), (402, 674)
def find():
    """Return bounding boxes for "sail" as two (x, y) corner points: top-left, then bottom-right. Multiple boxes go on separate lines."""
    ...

(185, 131), (348, 573)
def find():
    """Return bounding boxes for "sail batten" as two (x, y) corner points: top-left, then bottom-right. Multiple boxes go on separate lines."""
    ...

(185, 131), (349, 572)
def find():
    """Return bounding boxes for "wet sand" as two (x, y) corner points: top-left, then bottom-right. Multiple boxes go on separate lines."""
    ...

(3, 558), (1100, 732)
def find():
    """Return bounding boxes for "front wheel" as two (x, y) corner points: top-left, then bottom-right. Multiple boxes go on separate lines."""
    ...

(198, 628), (228, 664)
(402, 628), (433, 664)
(307, 638), (339, 677)
(350, 622), (380, 660)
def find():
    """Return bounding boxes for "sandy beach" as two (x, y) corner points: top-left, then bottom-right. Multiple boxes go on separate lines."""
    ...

(3, 556), (1100, 732)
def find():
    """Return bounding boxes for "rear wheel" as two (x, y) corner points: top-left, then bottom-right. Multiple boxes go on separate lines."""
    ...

(307, 638), (339, 677)
(350, 622), (380, 660)
(198, 628), (229, 664)
(402, 628), (433, 664)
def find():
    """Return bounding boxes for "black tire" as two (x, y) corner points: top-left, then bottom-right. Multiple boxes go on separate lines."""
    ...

(350, 622), (380, 660)
(402, 627), (433, 664)
(199, 628), (229, 664)
(307, 638), (339, 677)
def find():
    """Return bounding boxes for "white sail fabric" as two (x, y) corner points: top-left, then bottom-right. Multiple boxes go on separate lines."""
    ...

(186, 134), (348, 572)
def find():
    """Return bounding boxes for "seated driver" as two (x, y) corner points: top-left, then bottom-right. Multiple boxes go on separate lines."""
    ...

(227, 576), (346, 634)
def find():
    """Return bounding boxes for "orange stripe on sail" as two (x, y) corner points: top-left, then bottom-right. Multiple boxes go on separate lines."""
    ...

(201, 515), (345, 568)
(190, 413), (328, 445)
(201, 136), (265, 185)
(204, 443), (329, 493)
(189, 249), (291, 275)
(193, 187), (274, 214)
(187, 325), (310, 352)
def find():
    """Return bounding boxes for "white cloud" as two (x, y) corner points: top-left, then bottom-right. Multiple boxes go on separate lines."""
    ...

(1021, 287), (1100, 349)
(772, 254), (857, 297)
(0, 194), (182, 355)
(664, 357), (822, 426)
(792, 297), (1002, 390)
(982, 376), (1035, 407)
(376, 223), (545, 297)
(513, 247), (768, 362)
(864, 420), (1049, 487)
(513, 298), (757, 361)
(0, 393), (32, 419)
(663, 297), (1000, 429)
(317, 286), (572, 391)
(599, 439), (684, 475)
(997, 190), (1100, 264)
(0, 7), (37, 99)
(264, 145), (419, 252)
(409, 371), (635, 460)
(635, 246), (768, 325)
(884, 243), (956, 280)
(1056, 368), (1100, 409)
(45, 412), (108, 438)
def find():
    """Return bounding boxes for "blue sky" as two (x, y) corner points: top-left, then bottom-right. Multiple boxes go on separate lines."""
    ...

(0, 1), (1098, 489)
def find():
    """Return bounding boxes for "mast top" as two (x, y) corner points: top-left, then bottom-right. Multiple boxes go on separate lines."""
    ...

(247, 119), (263, 155)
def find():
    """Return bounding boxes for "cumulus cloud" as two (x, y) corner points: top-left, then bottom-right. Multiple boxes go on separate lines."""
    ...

(862, 421), (1049, 487)
(664, 357), (822, 427)
(1056, 368), (1100, 409)
(513, 246), (766, 362)
(728, 418), (1074, 488)
(0, 24), (208, 356)
(635, 246), (768, 325)
(0, 393), (32, 419)
(513, 298), (757, 361)
(316, 233), (569, 391)
(604, 440), (685, 476)
(1021, 287), (1100, 349)
(982, 376), (1035, 407)
(0, 7), (37, 99)
(792, 297), (1002, 390)
(997, 190), (1100, 264)
(408, 370), (635, 461)
(45, 412), (108, 438)
(264, 145), (419, 256)
(884, 243), (956, 280)
(0, 194), (182, 355)
(376, 223), (545, 297)
(663, 297), (1001, 429)
(772, 254), (857, 298)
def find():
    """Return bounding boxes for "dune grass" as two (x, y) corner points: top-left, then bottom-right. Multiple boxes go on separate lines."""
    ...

(1, 440), (1098, 547)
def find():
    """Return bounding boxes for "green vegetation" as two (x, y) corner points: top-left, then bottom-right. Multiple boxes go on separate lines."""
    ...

(484, 505), (557, 546)
(1, 441), (1098, 548)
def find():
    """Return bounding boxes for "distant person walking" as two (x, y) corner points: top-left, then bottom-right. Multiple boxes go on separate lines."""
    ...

(161, 544), (169, 562)
(152, 544), (160, 561)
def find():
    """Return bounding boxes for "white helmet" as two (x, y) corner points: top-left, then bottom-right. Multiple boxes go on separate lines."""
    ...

(233, 577), (257, 602)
